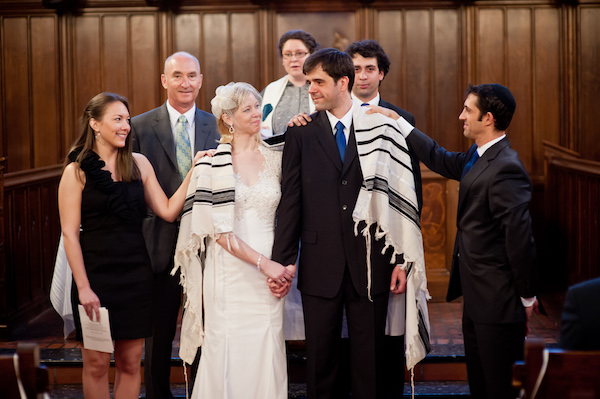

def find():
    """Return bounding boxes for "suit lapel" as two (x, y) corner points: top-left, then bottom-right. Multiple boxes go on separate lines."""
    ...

(457, 138), (509, 216)
(152, 103), (178, 171)
(313, 111), (343, 171)
(193, 108), (212, 152)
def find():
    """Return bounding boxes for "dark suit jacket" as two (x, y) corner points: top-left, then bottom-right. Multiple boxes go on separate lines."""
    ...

(131, 103), (219, 273)
(560, 277), (600, 350)
(379, 99), (422, 214)
(272, 110), (395, 298)
(407, 129), (536, 324)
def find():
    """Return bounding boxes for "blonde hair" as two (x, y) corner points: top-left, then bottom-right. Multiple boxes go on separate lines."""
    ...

(211, 82), (262, 144)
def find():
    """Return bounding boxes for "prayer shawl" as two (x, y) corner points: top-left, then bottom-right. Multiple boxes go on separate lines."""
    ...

(352, 106), (431, 371)
(260, 74), (315, 138)
(172, 143), (236, 364)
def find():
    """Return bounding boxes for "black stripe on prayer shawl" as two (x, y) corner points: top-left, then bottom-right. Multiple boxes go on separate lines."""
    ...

(364, 176), (420, 228)
(211, 162), (233, 169)
(181, 189), (212, 216)
(418, 308), (432, 354)
(264, 132), (286, 146)
(406, 261), (414, 277)
(361, 147), (412, 174)
(355, 124), (411, 154)
(406, 261), (431, 355)
(213, 189), (235, 205)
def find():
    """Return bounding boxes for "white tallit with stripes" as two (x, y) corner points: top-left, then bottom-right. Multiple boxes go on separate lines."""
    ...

(352, 106), (431, 371)
(172, 143), (236, 364)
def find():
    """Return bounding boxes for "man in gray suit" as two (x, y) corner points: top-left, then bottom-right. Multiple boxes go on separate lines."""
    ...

(131, 51), (219, 399)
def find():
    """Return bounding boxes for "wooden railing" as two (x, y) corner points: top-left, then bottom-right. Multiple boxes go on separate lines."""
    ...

(543, 141), (600, 287)
(0, 165), (62, 339)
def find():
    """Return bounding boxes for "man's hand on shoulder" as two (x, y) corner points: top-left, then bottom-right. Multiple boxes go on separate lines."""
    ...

(287, 112), (312, 128)
(365, 105), (400, 120)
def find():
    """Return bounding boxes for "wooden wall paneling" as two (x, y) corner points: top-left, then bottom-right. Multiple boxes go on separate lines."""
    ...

(73, 16), (102, 122)
(2, 17), (32, 173)
(173, 12), (202, 105)
(231, 13), (259, 90)
(506, 7), (534, 173)
(27, 185), (43, 303)
(31, 15), (60, 169)
(405, 9), (433, 138)
(274, 12), (357, 81)
(432, 8), (462, 151)
(377, 11), (406, 116)
(201, 13), (229, 110)
(39, 182), (58, 292)
(6, 188), (30, 309)
(130, 14), (161, 117)
(533, 7), (561, 176)
(102, 15), (130, 97)
(0, 159), (5, 325)
(420, 175), (451, 301)
(476, 7), (505, 84)
(578, 5), (600, 161)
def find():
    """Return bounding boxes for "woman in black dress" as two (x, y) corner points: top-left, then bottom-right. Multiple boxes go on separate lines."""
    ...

(58, 92), (211, 399)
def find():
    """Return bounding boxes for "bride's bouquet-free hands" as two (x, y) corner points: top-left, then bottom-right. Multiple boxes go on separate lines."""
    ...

(266, 264), (296, 298)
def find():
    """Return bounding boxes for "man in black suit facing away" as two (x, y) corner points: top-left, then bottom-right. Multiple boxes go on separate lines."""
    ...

(130, 51), (219, 399)
(560, 276), (600, 351)
(371, 83), (538, 399)
(271, 48), (409, 399)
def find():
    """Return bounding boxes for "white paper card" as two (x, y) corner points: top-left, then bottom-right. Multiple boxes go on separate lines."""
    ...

(78, 305), (114, 353)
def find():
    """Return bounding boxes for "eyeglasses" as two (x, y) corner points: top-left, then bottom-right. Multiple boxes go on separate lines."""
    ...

(282, 51), (309, 60)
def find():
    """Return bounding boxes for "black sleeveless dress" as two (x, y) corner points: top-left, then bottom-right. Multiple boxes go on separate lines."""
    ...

(70, 149), (153, 341)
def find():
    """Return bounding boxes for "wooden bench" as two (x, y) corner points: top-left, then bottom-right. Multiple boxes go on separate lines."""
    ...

(0, 343), (49, 399)
(513, 339), (600, 399)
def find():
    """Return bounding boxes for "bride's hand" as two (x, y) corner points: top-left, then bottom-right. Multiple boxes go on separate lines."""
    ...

(267, 278), (290, 298)
(266, 264), (296, 298)
(260, 258), (294, 284)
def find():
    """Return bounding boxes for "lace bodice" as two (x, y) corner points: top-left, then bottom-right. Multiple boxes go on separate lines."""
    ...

(233, 145), (282, 224)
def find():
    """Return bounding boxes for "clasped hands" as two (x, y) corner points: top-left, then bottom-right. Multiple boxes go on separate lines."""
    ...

(266, 263), (407, 298)
(265, 264), (296, 298)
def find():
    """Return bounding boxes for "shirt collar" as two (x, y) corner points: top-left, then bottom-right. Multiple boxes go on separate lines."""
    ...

(166, 100), (196, 128)
(477, 134), (506, 156)
(325, 104), (354, 134)
(351, 92), (380, 107)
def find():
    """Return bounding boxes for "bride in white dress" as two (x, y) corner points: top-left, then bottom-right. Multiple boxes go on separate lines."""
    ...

(175, 82), (296, 399)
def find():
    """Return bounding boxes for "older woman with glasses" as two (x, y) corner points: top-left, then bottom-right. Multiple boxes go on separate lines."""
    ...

(260, 30), (318, 138)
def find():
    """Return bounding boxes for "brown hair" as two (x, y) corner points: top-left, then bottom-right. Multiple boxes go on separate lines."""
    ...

(68, 92), (140, 182)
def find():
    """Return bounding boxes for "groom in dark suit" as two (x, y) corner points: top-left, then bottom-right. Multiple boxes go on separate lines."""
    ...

(372, 83), (538, 399)
(271, 48), (407, 399)
(131, 51), (219, 399)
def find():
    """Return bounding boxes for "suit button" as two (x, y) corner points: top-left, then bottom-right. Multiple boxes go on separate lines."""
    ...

(342, 205), (348, 211)
(341, 180), (347, 185)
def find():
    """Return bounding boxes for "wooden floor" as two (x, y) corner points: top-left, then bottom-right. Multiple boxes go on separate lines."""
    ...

(0, 293), (563, 351)
(0, 293), (564, 398)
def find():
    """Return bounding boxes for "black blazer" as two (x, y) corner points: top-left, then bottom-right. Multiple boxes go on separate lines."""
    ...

(379, 99), (422, 214)
(272, 111), (395, 299)
(560, 277), (600, 350)
(131, 103), (220, 273)
(407, 129), (536, 324)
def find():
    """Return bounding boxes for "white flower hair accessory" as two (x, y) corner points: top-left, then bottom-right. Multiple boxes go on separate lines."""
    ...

(211, 82), (237, 120)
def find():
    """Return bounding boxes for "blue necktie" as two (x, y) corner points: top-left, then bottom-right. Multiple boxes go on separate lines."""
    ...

(461, 150), (479, 179)
(361, 103), (370, 106)
(335, 121), (346, 161)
